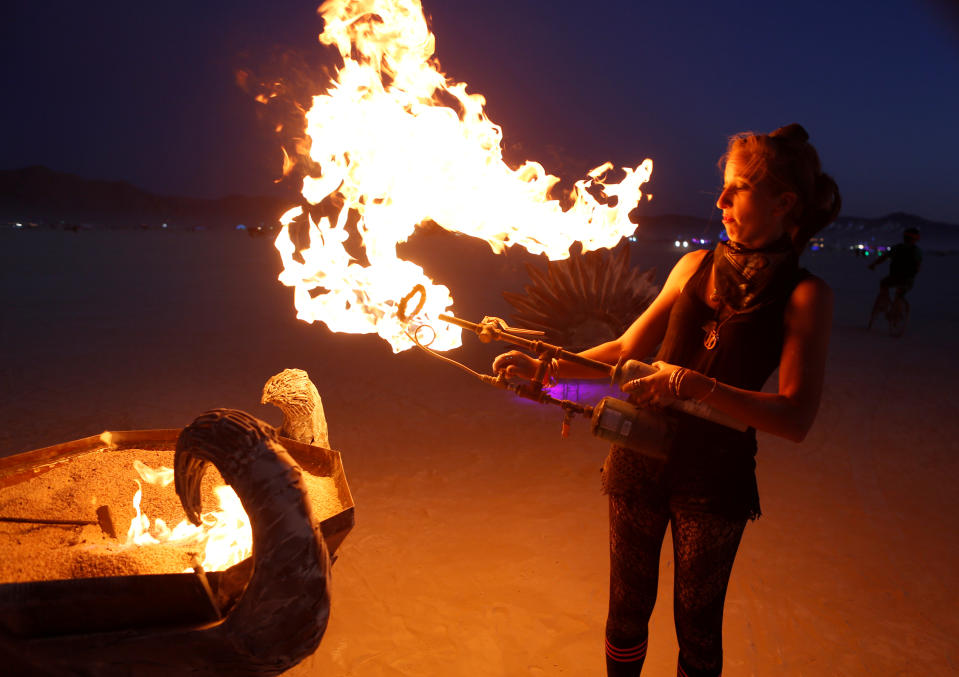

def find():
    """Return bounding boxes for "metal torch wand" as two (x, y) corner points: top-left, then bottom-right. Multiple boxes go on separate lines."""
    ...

(438, 314), (746, 432)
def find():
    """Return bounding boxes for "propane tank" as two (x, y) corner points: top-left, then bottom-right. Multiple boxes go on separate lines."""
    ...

(590, 396), (675, 459)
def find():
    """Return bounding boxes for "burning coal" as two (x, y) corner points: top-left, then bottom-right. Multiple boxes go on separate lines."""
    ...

(274, 0), (653, 352)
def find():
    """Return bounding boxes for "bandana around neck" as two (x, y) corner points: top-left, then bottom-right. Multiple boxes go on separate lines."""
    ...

(712, 235), (799, 312)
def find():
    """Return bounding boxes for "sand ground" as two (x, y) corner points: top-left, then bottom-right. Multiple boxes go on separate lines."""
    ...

(1, 228), (957, 675)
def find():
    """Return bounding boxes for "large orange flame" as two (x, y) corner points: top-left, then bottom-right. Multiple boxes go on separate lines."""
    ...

(125, 461), (252, 572)
(275, 0), (653, 352)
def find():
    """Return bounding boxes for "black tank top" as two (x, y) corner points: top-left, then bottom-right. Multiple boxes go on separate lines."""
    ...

(657, 249), (795, 389)
(602, 249), (805, 520)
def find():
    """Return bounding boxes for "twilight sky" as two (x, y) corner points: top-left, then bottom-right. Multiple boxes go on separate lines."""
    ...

(3, 0), (958, 223)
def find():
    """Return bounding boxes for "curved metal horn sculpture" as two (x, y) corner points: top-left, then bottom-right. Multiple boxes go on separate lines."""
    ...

(261, 368), (330, 447)
(0, 408), (331, 676)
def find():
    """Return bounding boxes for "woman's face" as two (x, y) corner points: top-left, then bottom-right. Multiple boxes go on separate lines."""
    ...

(716, 154), (794, 248)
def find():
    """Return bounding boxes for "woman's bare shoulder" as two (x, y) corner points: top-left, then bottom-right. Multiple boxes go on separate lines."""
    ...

(792, 272), (833, 305)
(681, 248), (711, 267)
(664, 248), (709, 288)
(786, 272), (834, 328)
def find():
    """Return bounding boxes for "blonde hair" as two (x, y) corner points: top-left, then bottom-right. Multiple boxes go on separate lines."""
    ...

(721, 123), (842, 250)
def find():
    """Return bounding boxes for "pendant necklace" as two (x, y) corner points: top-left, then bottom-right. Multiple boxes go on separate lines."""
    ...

(702, 290), (736, 350)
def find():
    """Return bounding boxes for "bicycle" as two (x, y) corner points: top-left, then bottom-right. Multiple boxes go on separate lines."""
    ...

(868, 285), (910, 337)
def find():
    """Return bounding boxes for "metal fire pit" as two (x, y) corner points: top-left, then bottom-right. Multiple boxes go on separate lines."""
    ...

(0, 409), (354, 676)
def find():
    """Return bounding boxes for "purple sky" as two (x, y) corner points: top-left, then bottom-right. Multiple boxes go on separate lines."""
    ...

(2, 0), (958, 223)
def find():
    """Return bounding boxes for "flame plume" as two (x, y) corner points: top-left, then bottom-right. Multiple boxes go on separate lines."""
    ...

(275, 0), (653, 352)
(125, 461), (252, 572)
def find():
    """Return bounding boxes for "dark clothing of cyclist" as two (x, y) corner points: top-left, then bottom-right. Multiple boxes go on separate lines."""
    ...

(868, 235), (921, 332)
(873, 241), (922, 291)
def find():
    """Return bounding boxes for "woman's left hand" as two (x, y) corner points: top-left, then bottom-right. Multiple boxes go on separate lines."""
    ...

(620, 360), (680, 407)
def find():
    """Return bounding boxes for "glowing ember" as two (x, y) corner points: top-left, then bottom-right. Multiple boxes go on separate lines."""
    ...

(274, 0), (653, 352)
(125, 461), (252, 572)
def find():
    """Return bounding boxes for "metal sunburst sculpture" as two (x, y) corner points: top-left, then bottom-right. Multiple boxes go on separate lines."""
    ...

(503, 242), (660, 352)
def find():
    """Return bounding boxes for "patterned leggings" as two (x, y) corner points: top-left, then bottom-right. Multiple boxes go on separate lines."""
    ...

(605, 493), (746, 677)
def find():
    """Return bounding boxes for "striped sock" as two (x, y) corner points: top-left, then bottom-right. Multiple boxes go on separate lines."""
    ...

(605, 636), (647, 676)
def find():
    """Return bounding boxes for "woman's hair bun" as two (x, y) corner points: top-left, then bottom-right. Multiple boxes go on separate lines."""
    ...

(771, 123), (809, 144)
(721, 122), (840, 250)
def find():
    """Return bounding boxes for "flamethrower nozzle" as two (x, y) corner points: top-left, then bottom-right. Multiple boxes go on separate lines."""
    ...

(438, 314), (614, 376)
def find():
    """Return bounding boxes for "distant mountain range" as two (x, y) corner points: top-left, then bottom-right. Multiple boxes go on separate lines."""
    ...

(636, 211), (959, 251)
(2, 166), (957, 250)
(0, 166), (290, 230)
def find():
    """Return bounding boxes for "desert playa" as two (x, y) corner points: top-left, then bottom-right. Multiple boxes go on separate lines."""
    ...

(2, 227), (957, 675)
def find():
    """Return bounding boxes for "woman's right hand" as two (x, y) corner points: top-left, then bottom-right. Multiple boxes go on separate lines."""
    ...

(492, 351), (539, 379)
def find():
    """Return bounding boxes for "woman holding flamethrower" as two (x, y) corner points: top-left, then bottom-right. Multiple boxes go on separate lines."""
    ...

(493, 124), (840, 677)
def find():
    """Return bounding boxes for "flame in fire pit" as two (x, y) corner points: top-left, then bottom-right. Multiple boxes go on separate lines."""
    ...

(274, 0), (653, 352)
(125, 461), (252, 572)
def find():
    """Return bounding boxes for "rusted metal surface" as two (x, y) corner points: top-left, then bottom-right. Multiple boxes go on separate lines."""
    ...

(0, 428), (354, 553)
(0, 410), (354, 675)
(0, 429), (179, 489)
(0, 572), (221, 637)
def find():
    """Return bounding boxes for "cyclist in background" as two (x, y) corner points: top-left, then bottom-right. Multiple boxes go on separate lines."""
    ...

(868, 227), (921, 329)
